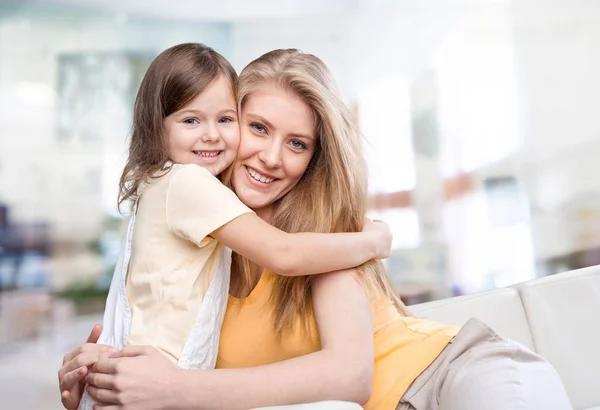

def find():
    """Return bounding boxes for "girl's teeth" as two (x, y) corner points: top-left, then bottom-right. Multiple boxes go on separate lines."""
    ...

(196, 151), (219, 157)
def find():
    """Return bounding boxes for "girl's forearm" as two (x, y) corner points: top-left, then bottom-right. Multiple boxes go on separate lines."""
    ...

(276, 231), (380, 276)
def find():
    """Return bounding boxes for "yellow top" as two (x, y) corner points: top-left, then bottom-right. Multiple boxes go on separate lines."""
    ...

(217, 271), (460, 410)
(126, 164), (252, 363)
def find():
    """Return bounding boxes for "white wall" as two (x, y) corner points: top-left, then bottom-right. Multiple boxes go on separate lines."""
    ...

(2, 0), (600, 262)
(435, 1), (600, 261)
(230, 1), (600, 266)
(0, 7), (231, 241)
(230, 5), (466, 100)
(507, 2), (600, 259)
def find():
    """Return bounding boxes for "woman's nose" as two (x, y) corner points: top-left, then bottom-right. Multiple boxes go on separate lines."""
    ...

(258, 141), (283, 168)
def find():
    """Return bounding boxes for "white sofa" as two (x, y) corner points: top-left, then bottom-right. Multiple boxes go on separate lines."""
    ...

(411, 265), (600, 410)
(258, 266), (599, 410)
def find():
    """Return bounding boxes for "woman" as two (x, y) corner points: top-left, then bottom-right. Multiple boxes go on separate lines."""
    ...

(58, 49), (572, 410)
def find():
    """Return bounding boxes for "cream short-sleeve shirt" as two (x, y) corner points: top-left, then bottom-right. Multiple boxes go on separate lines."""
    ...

(125, 164), (252, 363)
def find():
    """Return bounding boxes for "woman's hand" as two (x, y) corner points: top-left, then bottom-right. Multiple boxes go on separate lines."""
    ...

(58, 324), (114, 410)
(85, 346), (181, 410)
(362, 218), (392, 259)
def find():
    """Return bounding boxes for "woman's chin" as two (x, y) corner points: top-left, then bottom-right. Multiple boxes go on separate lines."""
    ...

(237, 195), (265, 211)
(239, 196), (273, 217)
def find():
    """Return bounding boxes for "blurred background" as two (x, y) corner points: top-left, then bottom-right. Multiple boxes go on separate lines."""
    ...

(1, 0), (600, 408)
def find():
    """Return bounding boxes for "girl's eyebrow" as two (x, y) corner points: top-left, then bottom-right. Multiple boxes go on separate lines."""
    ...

(218, 109), (238, 116)
(175, 108), (237, 116)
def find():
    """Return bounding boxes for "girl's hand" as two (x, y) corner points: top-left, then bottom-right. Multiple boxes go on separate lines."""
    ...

(85, 346), (181, 410)
(362, 218), (392, 259)
(58, 324), (114, 410)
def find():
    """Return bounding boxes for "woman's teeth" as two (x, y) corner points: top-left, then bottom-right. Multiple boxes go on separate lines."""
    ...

(247, 167), (274, 183)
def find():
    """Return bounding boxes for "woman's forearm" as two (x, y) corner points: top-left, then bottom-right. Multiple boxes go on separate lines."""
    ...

(167, 271), (374, 410)
(171, 350), (371, 410)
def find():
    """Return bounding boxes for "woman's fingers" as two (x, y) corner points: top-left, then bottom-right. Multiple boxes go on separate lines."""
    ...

(86, 372), (117, 390)
(86, 385), (119, 405)
(92, 357), (120, 374)
(109, 345), (154, 358)
(92, 405), (118, 410)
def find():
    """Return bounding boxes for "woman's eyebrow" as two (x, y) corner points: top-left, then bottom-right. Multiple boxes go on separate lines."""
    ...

(289, 132), (315, 141)
(246, 113), (314, 140)
(245, 113), (275, 130)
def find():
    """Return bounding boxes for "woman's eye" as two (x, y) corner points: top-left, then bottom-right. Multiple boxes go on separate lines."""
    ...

(183, 118), (199, 125)
(290, 139), (307, 150)
(250, 123), (267, 133)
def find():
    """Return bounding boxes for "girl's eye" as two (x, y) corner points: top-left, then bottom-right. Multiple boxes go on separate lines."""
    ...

(183, 118), (199, 125)
(250, 122), (267, 133)
(290, 139), (307, 150)
(218, 117), (234, 124)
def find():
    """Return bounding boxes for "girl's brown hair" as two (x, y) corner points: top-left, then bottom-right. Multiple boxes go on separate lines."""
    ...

(233, 49), (411, 333)
(118, 43), (237, 210)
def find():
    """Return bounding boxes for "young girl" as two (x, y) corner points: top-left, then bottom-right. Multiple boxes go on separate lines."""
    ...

(77, 43), (391, 409)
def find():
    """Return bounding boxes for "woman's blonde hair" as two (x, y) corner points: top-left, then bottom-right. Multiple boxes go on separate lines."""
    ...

(232, 49), (411, 333)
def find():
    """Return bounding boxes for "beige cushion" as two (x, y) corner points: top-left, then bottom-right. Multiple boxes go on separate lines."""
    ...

(410, 266), (600, 410)
(409, 287), (535, 350)
(514, 266), (600, 410)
